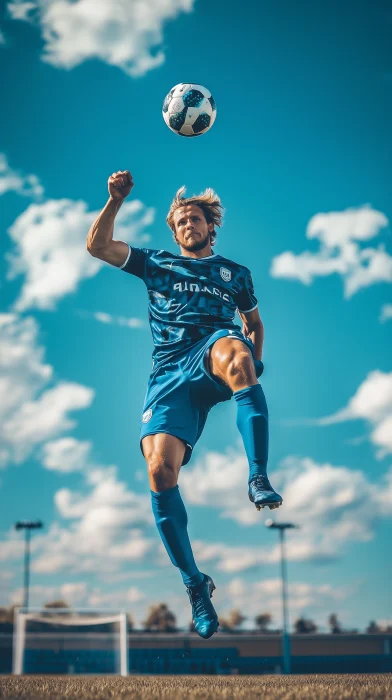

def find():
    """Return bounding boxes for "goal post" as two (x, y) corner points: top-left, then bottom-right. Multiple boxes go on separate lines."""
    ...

(13, 608), (128, 676)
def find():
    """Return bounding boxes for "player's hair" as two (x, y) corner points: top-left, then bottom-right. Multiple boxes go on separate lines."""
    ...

(167, 186), (224, 246)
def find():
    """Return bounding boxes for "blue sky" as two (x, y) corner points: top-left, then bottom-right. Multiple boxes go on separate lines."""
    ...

(0, 0), (391, 631)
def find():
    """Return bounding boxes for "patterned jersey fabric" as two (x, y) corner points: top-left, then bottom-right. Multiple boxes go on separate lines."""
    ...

(120, 246), (258, 367)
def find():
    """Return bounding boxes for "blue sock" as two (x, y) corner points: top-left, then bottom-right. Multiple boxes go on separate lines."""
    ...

(233, 383), (269, 484)
(151, 485), (203, 588)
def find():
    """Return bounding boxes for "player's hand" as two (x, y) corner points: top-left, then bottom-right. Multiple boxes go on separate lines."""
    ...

(108, 170), (134, 201)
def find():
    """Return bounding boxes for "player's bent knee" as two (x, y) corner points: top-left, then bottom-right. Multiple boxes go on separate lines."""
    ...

(226, 351), (254, 378)
(147, 454), (178, 491)
(210, 339), (254, 378)
(217, 350), (257, 391)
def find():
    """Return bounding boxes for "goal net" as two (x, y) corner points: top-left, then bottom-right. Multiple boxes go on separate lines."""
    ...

(13, 608), (128, 675)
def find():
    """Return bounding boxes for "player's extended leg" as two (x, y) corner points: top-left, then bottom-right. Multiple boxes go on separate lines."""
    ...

(208, 338), (282, 510)
(142, 433), (219, 638)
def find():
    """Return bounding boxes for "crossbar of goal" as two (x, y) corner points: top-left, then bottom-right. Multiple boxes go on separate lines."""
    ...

(13, 608), (128, 676)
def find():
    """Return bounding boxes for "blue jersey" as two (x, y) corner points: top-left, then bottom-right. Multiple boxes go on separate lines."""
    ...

(120, 246), (258, 366)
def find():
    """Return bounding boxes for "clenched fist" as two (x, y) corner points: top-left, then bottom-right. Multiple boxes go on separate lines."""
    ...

(108, 170), (134, 201)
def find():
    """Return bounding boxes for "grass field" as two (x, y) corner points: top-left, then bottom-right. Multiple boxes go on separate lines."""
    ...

(0, 675), (391, 699)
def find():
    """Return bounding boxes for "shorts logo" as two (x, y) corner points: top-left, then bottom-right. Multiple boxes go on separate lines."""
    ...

(220, 267), (231, 282)
(142, 408), (153, 423)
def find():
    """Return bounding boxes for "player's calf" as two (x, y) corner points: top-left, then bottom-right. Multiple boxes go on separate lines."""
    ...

(209, 338), (282, 511)
(143, 434), (218, 633)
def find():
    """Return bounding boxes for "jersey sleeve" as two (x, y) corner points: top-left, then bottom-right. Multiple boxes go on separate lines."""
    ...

(235, 268), (258, 313)
(119, 245), (151, 281)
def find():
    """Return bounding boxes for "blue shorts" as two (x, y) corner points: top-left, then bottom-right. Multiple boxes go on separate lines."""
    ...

(140, 328), (263, 466)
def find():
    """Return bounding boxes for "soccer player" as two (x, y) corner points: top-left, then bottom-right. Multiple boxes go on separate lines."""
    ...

(87, 170), (282, 639)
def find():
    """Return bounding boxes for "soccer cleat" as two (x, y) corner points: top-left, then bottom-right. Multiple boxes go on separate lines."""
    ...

(187, 574), (219, 639)
(248, 475), (283, 511)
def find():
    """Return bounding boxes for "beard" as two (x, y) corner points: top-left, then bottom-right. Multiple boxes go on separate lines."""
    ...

(181, 232), (211, 252)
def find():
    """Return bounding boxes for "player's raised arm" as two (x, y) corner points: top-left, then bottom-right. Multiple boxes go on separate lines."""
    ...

(86, 170), (134, 267)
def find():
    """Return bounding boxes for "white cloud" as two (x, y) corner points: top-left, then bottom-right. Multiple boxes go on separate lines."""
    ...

(181, 447), (259, 526)
(4, 581), (146, 616)
(0, 534), (24, 563)
(0, 313), (52, 422)
(88, 586), (146, 608)
(192, 540), (268, 573)
(28, 466), (153, 574)
(319, 370), (392, 457)
(380, 304), (392, 322)
(0, 153), (43, 199)
(89, 311), (146, 329)
(9, 582), (88, 607)
(6, 198), (154, 311)
(181, 450), (392, 565)
(371, 417), (392, 459)
(100, 570), (156, 584)
(306, 207), (388, 247)
(59, 582), (88, 603)
(219, 577), (357, 629)
(7, 2), (36, 21)
(8, 0), (195, 77)
(0, 571), (14, 581)
(271, 205), (390, 298)
(41, 437), (92, 473)
(0, 314), (94, 466)
(3, 382), (93, 463)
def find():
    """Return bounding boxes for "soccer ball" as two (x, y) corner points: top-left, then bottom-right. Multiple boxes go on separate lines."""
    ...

(162, 83), (216, 137)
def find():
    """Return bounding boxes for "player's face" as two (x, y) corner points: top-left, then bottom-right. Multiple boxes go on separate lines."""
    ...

(174, 204), (214, 252)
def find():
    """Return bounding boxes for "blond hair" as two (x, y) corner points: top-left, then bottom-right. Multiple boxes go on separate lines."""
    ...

(166, 186), (224, 246)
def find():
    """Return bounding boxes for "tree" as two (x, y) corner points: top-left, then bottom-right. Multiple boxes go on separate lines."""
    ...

(0, 606), (17, 624)
(219, 609), (246, 632)
(228, 609), (246, 629)
(0, 607), (11, 623)
(218, 617), (231, 632)
(143, 603), (177, 632)
(366, 620), (381, 634)
(328, 613), (342, 634)
(44, 600), (70, 609)
(42, 600), (72, 618)
(294, 617), (318, 634)
(255, 613), (272, 632)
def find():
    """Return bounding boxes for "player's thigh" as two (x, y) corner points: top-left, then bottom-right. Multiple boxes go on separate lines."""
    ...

(142, 432), (186, 477)
(208, 336), (256, 385)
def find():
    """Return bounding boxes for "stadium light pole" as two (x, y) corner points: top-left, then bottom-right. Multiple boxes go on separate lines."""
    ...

(265, 519), (298, 675)
(15, 521), (43, 611)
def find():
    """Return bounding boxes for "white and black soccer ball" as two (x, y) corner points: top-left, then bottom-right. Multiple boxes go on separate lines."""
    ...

(162, 83), (216, 137)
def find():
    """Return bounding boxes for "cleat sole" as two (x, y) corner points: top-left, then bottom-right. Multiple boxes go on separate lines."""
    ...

(249, 493), (283, 511)
(256, 501), (282, 511)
